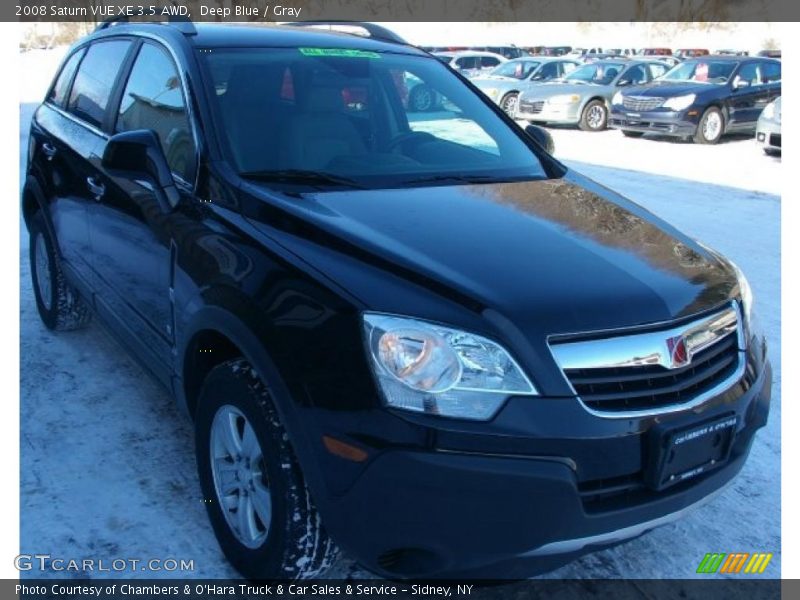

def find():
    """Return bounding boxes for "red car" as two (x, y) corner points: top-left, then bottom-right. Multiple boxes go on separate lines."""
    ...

(641, 48), (672, 56)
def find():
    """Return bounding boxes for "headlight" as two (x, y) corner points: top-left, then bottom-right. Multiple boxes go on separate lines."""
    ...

(663, 94), (696, 111)
(762, 102), (775, 119)
(612, 91), (624, 105)
(548, 94), (580, 105)
(363, 314), (537, 420)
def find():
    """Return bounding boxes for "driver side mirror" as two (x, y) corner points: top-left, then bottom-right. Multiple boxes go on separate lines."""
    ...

(732, 76), (750, 89)
(524, 124), (555, 154)
(102, 129), (179, 212)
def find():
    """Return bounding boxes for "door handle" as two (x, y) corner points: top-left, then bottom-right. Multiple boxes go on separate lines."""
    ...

(86, 176), (105, 201)
(42, 142), (57, 160)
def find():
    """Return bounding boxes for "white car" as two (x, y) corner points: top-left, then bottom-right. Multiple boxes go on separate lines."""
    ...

(433, 51), (507, 78)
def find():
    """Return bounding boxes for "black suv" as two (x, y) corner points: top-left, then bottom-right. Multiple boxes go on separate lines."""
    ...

(24, 20), (771, 579)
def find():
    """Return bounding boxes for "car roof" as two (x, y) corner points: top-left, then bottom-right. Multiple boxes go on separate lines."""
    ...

(434, 50), (507, 59)
(680, 55), (777, 63)
(90, 22), (427, 56)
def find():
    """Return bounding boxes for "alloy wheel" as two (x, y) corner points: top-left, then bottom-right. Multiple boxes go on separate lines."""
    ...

(210, 405), (272, 549)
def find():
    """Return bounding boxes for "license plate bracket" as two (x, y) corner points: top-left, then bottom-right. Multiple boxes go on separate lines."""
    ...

(645, 414), (738, 491)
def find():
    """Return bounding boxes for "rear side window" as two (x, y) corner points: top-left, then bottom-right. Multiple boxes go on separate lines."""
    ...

(116, 43), (194, 181)
(47, 49), (85, 107)
(761, 62), (781, 83)
(67, 40), (131, 129)
(481, 56), (501, 68)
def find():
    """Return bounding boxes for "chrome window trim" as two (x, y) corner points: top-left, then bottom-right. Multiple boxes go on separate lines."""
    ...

(549, 302), (745, 419)
(117, 32), (203, 190)
(49, 30), (202, 191)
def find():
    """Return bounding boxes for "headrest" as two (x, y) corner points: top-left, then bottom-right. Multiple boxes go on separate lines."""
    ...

(306, 87), (344, 112)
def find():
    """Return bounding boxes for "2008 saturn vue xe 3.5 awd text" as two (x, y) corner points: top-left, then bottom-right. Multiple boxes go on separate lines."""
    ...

(23, 20), (770, 579)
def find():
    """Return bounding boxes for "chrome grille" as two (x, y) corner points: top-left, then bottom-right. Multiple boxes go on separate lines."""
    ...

(551, 305), (742, 415)
(622, 96), (665, 111)
(518, 100), (545, 114)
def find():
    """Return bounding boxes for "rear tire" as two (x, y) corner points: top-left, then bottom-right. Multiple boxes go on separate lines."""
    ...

(29, 212), (91, 331)
(195, 359), (338, 580)
(579, 100), (608, 131)
(622, 130), (645, 138)
(693, 107), (724, 144)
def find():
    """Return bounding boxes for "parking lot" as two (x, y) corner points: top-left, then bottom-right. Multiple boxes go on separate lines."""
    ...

(19, 47), (780, 579)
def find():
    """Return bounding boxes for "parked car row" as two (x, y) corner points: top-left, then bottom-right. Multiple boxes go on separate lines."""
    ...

(422, 44), (782, 62)
(460, 54), (782, 147)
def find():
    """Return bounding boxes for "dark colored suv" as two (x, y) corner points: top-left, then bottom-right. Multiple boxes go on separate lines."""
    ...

(23, 20), (771, 579)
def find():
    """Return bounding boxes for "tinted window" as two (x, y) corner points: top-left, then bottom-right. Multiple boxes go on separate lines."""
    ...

(760, 62), (781, 83)
(200, 48), (548, 190)
(48, 49), (85, 107)
(736, 63), (760, 86)
(481, 56), (501, 68)
(67, 41), (131, 128)
(623, 64), (649, 85)
(456, 57), (478, 69)
(533, 62), (560, 80)
(116, 43), (194, 181)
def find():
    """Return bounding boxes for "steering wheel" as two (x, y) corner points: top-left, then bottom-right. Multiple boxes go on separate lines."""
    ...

(387, 131), (436, 151)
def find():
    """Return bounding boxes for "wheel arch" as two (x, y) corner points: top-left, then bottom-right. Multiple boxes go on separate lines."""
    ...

(175, 301), (331, 510)
(22, 176), (52, 238)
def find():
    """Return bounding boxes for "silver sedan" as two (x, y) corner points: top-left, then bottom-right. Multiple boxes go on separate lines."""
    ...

(472, 57), (581, 114)
(515, 59), (670, 131)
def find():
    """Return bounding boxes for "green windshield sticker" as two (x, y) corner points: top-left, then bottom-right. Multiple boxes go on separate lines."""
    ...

(299, 47), (381, 59)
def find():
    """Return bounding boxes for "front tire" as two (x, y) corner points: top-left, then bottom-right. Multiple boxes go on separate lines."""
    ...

(409, 85), (436, 112)
(499, 92), (519, 116)
(579, 100), (608, 131)
(29, 212), (91, 331)
(694, 107), (724, 144)
(195, 359), (337, 580)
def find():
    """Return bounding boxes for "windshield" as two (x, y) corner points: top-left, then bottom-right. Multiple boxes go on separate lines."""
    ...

(661, 60), (737, 83)
(199, 48), (549, 191)
(489, 59), (541, 79)
(564, 62), (624, 85)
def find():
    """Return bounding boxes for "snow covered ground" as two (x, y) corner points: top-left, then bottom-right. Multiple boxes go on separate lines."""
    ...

(19, 48), (780, 579)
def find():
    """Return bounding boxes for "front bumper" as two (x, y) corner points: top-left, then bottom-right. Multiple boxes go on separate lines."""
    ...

(516, 99), (582, 124)
(321, 347), (771, 578)
(609, 107), (700, 136)
(756, 117), (781, 151)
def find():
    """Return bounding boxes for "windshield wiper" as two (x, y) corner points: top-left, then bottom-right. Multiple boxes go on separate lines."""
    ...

(239, 169), (365, 189)
(402, 173), (518, 186)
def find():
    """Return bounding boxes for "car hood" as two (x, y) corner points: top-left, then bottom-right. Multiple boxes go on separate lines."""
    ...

(622, 80), (723, 97)
(242, 171), (737, 337)
(522, 82), (610, 99)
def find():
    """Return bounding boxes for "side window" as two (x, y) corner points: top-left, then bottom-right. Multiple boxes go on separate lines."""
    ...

(649, 63), (668, 79)
(116, 43), (194, 182)
(561, 62), (578, 75)
(623, 65), (649, 85)
(481, 57), (501, 68)
(456, 57), (477, 70)
(536, 62), (560, 80)
(67, 40), (131, 129)
(736, 63), (760, 86)
(47, 49), (85, 107)
(760, 62), (781, 83)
